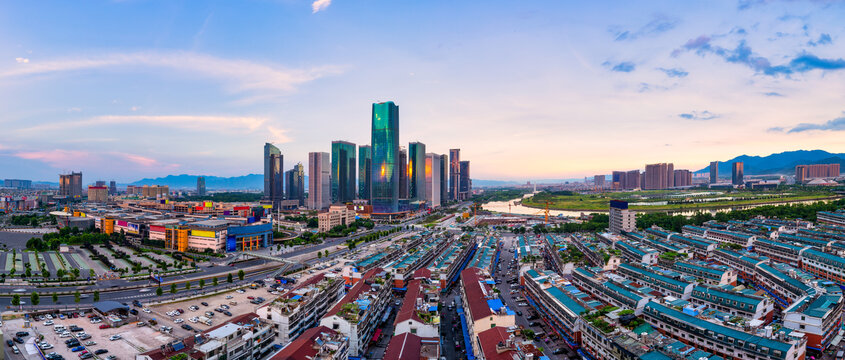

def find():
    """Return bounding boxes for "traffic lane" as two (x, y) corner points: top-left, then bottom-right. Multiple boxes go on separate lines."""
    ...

(440, 287), (467, 360)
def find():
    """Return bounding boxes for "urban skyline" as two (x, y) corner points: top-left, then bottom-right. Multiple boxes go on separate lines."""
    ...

(2, 1), (845, 182)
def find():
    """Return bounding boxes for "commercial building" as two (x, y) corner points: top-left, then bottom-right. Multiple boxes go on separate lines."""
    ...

(439, 154), (448, 205)
(319, 268), (391, 357)
(149, 218), (272, 253)
(270, 326), (349, 360)
(3, 179), (32, 189)
(285, 163), (305, 207)
(264, 143), (284, 208)
(317, 204), (356, 232)
(59, 172), (83, 197)
(196, 176), (206, 196)
(709, 161), (719, 184)
(408, 142), (426, 203)
(371, 101), (401, 214)
(126, 185), (169, 198)
(109, 180), (116, 194)
(358, 145), (372, 201)
(795, 163), (840, 183)
(459, 160), (471, 200)
(449, 148), (460, 201)
(644, 163), (674, 190)
(732, 161), (744, 185)
(398, 148), (409, 199)
(609, 200), (635, 233)
(87, 185), (108, 203)
(425, 153), (442, 208)
(308, 152), (331, 210)
(331, 140), (356, 204)
(257, 273), (344, 346)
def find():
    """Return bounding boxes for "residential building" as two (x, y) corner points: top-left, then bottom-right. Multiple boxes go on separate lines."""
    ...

(799, 247), (845, 284)
(459, 267), (515, 357)
(285, 163), (305, 206)
(425, 153), (442, 208)
(732, 161), (744, 185)
(59, 171), (83, 198)
(264, 143), (284, 208)
(383, 332), (440, 360)
(523, 268), (590, 347)
(625, 169), (640, 189)
(459, 160), (471, 200)
(197, 176), (206, 196)
(371, 101), (400, 214)
(571, 267), (652, 314)
(783, 293), (843, 351)
(393, 279), (440, 338)
(3, 179), (32, 189)
(643, 163), (674, 190)
(795, 164), (840, 183)
(709, 161), (719, 184)
(449, 148), (460, 201)
(270, 326), (349, 360)
(616, 263), (694, 300)
(87, 185), (108, 203)
(669, 260), (736, 286)
(594, 175), (605, 187)
(358, 145), (372, 201)
(689, 285), (774, 322)
(476, 327), (545, 360)
(109, 180), (116, 194)
(320, 268), (392, 357)
(408, 142), (426, 202)
(754, 263), (815, 305)
(137, 313), (277, 360)
(754, 238), (806, 267)
(308, 152), (331, 210)
(817, 210), (845, 227)
(673, 169), (692, 187)
(331, 140), (356, 204)
(257, 273), (344, 345)
(317, 204), (356, 232)
(608, 200), (635, 233)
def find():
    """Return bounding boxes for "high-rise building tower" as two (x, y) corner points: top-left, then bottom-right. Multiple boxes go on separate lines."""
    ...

(331, 141), (357, 204)
(308, 152), (331, 210)
(286, 163), (305, 206)
(644, 163), (674, 190)
(398, 148), (409, 199)
(609, 200), (636, 233)
(95, 180), (106, 187)
(594, 175), (605, 187)
(358, 145), (372, 201)
(449, 149), (461, 201)
(673, 169), (692, 187)
(439, 154), (448, 204)
(459, 161), (471, 200)
(732, 162), (744, 185)
(709, 161), (719, 184)
(370, 101), (400, 214)
(408, 142), (426, 202)
(109, 180), (116, 195)
(425, 153), (442, 208)
(59, 172), (83, 198)
(263, 143), (283, 208)
(197, 176), (206, 196)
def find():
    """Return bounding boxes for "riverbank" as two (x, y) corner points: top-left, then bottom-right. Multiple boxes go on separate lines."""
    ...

(520, 195), (842, 213)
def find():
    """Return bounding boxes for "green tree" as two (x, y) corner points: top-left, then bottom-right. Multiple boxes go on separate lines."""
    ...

(56, 269), (65, 279)
(42, 269), (50, 278)
(52, 293), (58, 303)
(89, 269), (96, 278)
(324, 250), (329, 258)
(317, 252), (322, 259)
(93, 291), (100, 302)
(238, 269), (245, 281)
(170, 283), (177, 294)
(227, 273), (233, 283)
(31, 292), (40, 306)
(213, 277), (218, 287)
(11, 294), (20, 306)
(72, 268), (80, 278)
(25, 268), (31, 278)
(185, 282), (191, 290)
(74, 291), (80, 303)
(199, 279), (205, 289)
(156, 287), (163, 296)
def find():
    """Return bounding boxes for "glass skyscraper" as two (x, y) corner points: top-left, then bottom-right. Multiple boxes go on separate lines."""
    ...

(286, 163), (305, 206)
(370, 101), (400, 214)
(331, 140), (357, 204)
(263, 143), (283, 208)
(358, 145), (372, 201)
(408, 142), (426, 202)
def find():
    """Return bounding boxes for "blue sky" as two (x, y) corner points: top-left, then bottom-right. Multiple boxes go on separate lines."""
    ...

(2, 0), (845, 182)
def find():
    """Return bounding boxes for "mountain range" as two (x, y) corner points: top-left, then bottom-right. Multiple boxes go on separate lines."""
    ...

(694, 150), (845, 176)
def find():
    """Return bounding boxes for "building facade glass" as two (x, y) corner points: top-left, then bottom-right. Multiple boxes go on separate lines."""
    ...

(370, 102), (400, 213)
(331, 141), (357, 204)
(263, 143), (283, 208)
(358, 145), (372, 201)
(408, 142), (426, 202)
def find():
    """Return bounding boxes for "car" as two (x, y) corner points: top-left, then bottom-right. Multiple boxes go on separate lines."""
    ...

(223, 311), (232, 316)
(214, 308), (223, 313)
(143, 308), (151, 313)
(78, 350), (89, 356)
(236, 289), (245, 294)
(225, 295), (233, 299)
(41, 343), (54, 350)
(94, 349), (108, 355)
(181, 324), (193, 331)
(176, 308), (185, 314)
(516, 311), (522, 316)
(529, 321), (542, 327)
(6, 340), (13, 347)
(80, 353), (93, 359)
(79, 335), (92, 340)
(174, 318), (184, 324)
(65, 339), (78, 345)
(133, 300), (142, 307)
(518, 302), (529, 307)
(189, 317), (198, 323)
(201, 302), (209, 306)
(99, 324), (111, 329)
(71, 346), (85, 352)
(106, 356), (117, 360)
(205, 311), (214, 317)
(14, 337), (24, 344)
(220, 304), (229, 310)
(44, 320), (55, 326)
(84, 341), (96, 346)
(15, 331), (29, 337)
(70, 326), (83, 332)
(46, 314), (53, 320)
(129, 309), (138, 315)
(189, 306), (198, 311)
(109, 335), (122, 341)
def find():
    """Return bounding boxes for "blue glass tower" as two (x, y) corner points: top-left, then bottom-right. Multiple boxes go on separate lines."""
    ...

(370, 101), (400, 213)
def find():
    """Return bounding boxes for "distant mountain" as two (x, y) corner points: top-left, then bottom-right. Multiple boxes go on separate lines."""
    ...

(131, 174), (265, 190)
(695, 150), (845, 175)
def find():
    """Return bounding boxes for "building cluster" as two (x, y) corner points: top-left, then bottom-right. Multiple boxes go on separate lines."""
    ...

(795, 163), (841, 184)
(602, 162), (695, 191)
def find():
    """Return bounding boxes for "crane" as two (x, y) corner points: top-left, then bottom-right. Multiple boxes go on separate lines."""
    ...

(532, 201), (550, 224)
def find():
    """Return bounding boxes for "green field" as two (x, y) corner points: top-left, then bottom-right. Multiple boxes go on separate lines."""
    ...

(522, 188), (841, 212)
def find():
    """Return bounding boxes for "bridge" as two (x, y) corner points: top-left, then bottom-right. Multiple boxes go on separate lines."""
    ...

(226, 251), (306, 278)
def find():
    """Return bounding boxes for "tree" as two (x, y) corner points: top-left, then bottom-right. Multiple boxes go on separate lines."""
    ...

(227, 273), (234, 283)
(11, 294), (20, 306)
(156, 287), (163, 296)
(25, 268), (31, 278)
(56, 269), (65, 279)
(238, 269), (245, 281)
(324, 250), (329, 258)
(170, 283), (177, 294)
(72, 268), (80, 278)
(213, 277), (218, 287)
(185, 282), (191, 290)
(317, 252), (322, 259)
(52, 293), (58, 303)
(74, 291), (80, 303)
(199, 279), (205, 289)
(31, 292), (40, 306)
(42, 269), (50, 279)
(93, 291), (100, 302)
(89, 269), (96, 278)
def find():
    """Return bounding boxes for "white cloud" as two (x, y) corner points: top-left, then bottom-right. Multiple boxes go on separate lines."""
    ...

(267, 125), (292, 143)
(20, 114), (268, 133)
(312, 0), (331, 13)
(15, 57), (29, 64)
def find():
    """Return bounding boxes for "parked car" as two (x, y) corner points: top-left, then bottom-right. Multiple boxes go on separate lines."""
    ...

(6, 340), (14, 347)
(15, 331), (29, 337)
(95, 349), (108, 355)
(143, 308), (151, 313)
(14, 337), (24, 344)
(99, 324), (111, 329)
(181, 324), (193, 331)
(80, 353), (93, 359)
(201, 302), (209, 306)
(108, 335), (122, 341)
(70, 346), (85, 352)
(223, 311), (232, 316)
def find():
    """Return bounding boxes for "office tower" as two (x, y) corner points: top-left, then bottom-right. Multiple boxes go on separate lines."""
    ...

(197, 176), (206, 196)
(439, 154), (448, 204)
(594, 175), (605, 187)
(95, 180), (106, 187)
(611, 171), (626, 190)
(709, 161), (719, 184)
(425, 153), (442, 208)
(109, 180), (116, 195)
(263, 143), (284, 208)
(644, 163), (674, 190)
(673, 169), (692, 187)
(370, 101), (400, 214)
(59, 172), (83, 197)
(795, 164), (840, 183)
(358, 145), (372, 201)
(286, 163), (305, 206)
(459, 161), (471, 200)
(408, 142), (426, 202)
(609, 200), (636, 233)
(87, 185), (108, 203)
(449, 149), (461, 201)
(331, 141), (357, 204)
(308, 152), (331, 210)
(732, 162), (744, 185)
(398, 148), (409, 199)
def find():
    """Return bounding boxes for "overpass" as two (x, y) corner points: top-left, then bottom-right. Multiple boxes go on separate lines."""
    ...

(226, 251), (307, 278)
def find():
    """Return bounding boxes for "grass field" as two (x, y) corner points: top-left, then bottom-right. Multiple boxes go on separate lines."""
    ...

(522, 189), (841, 212)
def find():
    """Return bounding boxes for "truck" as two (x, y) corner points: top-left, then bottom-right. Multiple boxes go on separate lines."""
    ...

(198, 316), (212, 326)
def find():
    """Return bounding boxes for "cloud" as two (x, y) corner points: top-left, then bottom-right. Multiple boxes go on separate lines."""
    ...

(603, 61), (635, 72)
(657, 67), (688, 78)
(613, 16), (679, 41)
(14, 149), (179, 170)
(678, 110), (720, 121)
(15, 57), (29, 64)
(0, 51), (344, 98)
(767, 126), (785, 132)
(807, 33), (832, 46)
(20, 114), (268, 133)
(267, 126), (292, 144)
(130, 106), (141, 111)
(763, 91), (784, 97)
(673, 36), (845, 76)
(312, 0), (331, 13)
(784, 115), (845, 133)
(14, 149), (90, 168)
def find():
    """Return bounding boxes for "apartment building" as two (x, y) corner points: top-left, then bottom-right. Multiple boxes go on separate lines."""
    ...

(755, 263), (815, 306)
(616, 263), (694, 300)
(393, 279), (440, 338)
(383, 332), (440, 360)
(459, 267), (516, 357)
(270, 326), (349, 360)
(612, 238), (659, 265)
(523, 269), (591, 347)
(754, 238), (807, 267)
(689, 285), (774, 322)
(799, 248), (845, 285)
(319, 268), (392, 357)
(257, 273), (344, 345)
(571, 267), (652, 315)
(783, 293), (843, 351)
(670, 261), (737, 286)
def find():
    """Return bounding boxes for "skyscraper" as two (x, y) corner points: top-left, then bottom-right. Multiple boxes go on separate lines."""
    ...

(95, 180), (106, 187)
(286, 163), (305, 206)
(370, 101), (400, 214)
(449, 149), (461, 201)
(398, 148), (409, 199)
(594, 175), (605, 187)
(673, 169), (692, 187)
(59, 172), (83, 198)
(439, 154), (448, 204)
(625, 170), (641, 190)
(308, 152), (331, 210)
(609, 200), (636, 233)
(109, 180), (116, 195)
(709, 161), (719, 184)
(197, 176), (206, 196)
(732, 162), (744, 185)
(644, 163), (674, 190)
(459, 160), (471, 199)
(263, 143), (283, 208)
(611, 171), (626, 190)
(358, 145), (372, 201)
(425, 153), (442, 208)
(408, 142), (426, 202)
(331, 141), (357, 204)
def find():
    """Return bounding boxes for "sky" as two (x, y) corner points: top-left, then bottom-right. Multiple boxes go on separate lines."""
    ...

(2, 0), (845, 183)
